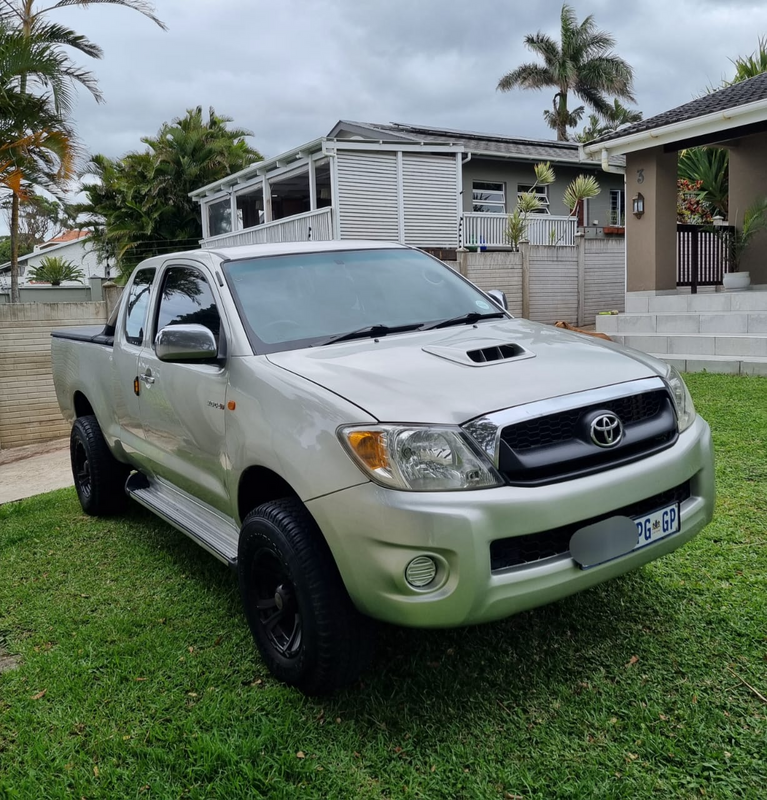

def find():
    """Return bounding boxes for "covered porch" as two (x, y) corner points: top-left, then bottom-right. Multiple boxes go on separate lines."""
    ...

(582, 73), (767, 375)
(192, 138), (336, 249)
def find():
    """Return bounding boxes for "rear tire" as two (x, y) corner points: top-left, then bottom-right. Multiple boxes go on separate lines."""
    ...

(70, 415), (129, 516)
(238, 498), (375, 695)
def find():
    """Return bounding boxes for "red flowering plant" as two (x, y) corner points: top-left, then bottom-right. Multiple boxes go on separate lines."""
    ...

(677, 179), (714, 224)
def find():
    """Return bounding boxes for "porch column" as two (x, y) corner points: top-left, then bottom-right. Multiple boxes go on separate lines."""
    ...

(263, 175), (273, 223)
(229, 189), (238, 231)
(308, 158), (317, 211)
(728, 131), (767, 284)
(625, 146), (678, 292)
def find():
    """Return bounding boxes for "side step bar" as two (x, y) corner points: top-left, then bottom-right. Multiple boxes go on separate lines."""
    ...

(126, 473), (239, 568)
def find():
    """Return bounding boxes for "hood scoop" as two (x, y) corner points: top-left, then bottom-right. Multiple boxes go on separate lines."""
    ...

(423, 338), (535, 367)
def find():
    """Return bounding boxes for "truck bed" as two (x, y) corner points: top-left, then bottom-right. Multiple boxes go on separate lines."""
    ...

(51, 325), (114, 347)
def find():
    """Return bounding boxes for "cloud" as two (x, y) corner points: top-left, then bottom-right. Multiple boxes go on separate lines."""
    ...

(25, 1), (767, 163)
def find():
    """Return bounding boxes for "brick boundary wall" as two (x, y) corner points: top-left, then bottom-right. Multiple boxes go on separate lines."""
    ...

(0, 302), (107, 450)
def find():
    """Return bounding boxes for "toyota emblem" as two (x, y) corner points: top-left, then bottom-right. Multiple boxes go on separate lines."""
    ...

(590, 413), (623, 448)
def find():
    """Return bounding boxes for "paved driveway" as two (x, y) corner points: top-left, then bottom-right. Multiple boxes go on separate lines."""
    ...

(0, 439), (72, 505)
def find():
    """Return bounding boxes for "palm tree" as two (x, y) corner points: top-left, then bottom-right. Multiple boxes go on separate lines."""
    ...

(575, 100), (643, 143)
(497, 3), (635, 141)
(0, 21), (76, 301)
(726, 36), (767, 85)
(0, 0), (165, 301)
(78, 107), (261, 280)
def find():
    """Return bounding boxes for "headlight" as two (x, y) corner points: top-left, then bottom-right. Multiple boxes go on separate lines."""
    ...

(665, 365), (696, 432)
(339, 425), (503, 491)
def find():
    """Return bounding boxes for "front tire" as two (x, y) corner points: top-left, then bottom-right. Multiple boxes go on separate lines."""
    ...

(238, 498), (375, 695)
(70, 415), (129, 516)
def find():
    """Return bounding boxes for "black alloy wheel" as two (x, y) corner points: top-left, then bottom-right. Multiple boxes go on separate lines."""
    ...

(250, 547), (302, 659)
(69, 415), (129, 516)
(238, 497), (375, 695)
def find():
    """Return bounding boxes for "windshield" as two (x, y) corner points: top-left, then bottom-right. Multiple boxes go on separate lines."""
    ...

(224, 248), (506, 353)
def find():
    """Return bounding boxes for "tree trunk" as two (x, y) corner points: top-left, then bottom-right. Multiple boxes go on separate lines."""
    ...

(557, 90), (569, 141)
(10, 191), (20, 304)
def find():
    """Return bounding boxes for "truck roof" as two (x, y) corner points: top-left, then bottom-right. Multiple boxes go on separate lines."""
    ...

(207, 240), (409, 262)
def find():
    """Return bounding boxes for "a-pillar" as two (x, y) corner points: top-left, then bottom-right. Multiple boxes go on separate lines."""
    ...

(625, 146), (678, 292)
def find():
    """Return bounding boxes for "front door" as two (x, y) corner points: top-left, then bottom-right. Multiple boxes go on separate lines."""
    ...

(136, 262), (231, 512)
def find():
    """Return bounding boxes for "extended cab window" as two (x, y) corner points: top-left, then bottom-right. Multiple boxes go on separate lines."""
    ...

(125, 268), (155, 346)
(155, 266), (221, 343)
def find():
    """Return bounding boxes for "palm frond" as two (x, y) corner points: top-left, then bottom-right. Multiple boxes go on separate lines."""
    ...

(497, 63), (555, 92)
(43, 0), (167, 30)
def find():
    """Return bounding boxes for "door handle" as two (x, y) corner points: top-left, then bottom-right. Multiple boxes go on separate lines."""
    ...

(139, 371), (155, 385)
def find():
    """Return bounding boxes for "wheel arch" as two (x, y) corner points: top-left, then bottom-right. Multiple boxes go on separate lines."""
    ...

(73, 391), (95, 418)
(237, 465), (300, 525)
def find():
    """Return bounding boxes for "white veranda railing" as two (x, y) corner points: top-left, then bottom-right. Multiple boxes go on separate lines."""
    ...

(202, 207), (333, 249)
(463, 213), (577, 248)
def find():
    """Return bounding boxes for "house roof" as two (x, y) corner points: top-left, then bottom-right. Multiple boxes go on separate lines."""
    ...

(0, 230), (91, 273)
(585, 72), (767, 152)
(41, 229), (89, 247)
(331, 120), (625, 167)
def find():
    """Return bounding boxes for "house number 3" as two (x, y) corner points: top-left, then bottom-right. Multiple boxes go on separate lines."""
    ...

(637, 168), (645, 184)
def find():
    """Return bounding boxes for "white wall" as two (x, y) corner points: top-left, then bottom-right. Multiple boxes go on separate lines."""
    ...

(18, 239), (106, 285)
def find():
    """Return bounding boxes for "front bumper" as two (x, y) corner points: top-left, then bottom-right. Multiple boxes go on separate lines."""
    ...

(307, 416), (714, 628)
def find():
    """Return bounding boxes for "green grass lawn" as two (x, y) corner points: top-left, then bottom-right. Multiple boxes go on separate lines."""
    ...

(1, 373), (766, 799)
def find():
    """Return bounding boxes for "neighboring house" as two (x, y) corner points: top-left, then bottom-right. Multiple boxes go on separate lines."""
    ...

(582, 72), (767, 375)
(0, 230), (107, 288)
(191, 120), (626, 253)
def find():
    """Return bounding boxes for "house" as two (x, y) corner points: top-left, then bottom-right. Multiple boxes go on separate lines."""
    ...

(0, 230), (108, 288)
(191, 120), (626, 254)
(582, 72), (767, 375)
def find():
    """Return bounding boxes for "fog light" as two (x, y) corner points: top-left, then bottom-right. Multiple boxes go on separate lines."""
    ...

(405, 556), (437, 588)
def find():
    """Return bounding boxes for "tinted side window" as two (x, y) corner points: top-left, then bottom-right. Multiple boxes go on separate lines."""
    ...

(125, 268), (155, 346)
(156, 267), (221, 342)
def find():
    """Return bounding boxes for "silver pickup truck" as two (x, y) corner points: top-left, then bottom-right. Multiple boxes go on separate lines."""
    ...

(52, 241), (714, 694)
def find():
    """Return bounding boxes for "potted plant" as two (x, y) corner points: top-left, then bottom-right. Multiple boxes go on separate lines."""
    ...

(720, 197), (767, 291)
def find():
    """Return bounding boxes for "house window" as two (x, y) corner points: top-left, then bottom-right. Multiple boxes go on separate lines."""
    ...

(472, 181), (505, 213)
(207, 197), (232, 237)
(610, 189), (625, 225)
(517, 184), (550, 214)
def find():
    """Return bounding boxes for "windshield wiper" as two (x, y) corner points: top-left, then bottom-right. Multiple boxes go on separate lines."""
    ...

(312, 322), (425, 347)
(419, 311), (506, 331)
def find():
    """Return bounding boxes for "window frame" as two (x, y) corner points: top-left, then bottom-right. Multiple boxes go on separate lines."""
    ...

(610, 189), (625, 226)
(471, 181), (506, 214)
(123, 267), (156, 347)
(152, 264), (223, 348)
(517, 184), (550, 215)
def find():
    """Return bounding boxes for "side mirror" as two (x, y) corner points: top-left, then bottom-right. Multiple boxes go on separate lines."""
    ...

(155, 324), (218, 362)
(486, 289), (508, 311)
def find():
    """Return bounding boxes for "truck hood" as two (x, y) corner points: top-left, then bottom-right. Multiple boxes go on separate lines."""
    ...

(266, 319), (664, 424)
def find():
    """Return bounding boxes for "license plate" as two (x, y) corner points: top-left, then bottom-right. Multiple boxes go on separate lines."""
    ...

(633, 503), (680, 550)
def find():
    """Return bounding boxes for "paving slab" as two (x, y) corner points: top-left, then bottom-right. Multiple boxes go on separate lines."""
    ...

(0, 438), (72, 505)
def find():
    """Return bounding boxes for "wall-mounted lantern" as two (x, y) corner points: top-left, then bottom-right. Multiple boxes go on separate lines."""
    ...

(632, 192), (645, 218)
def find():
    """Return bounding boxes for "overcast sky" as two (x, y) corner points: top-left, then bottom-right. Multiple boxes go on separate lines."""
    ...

(42, 0), (767, 161)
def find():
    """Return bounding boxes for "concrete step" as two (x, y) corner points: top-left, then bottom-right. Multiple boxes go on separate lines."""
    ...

(653, 353), (767, 376)
(597, 311), (767, 335)
(612, 332), (767, 357)
(626, 290), (767, 314)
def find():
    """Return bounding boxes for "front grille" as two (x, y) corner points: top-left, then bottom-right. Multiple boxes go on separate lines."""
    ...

(498, 389), (678, 486)
(502, 391), (665, 451)
(489, 481), (691, 572)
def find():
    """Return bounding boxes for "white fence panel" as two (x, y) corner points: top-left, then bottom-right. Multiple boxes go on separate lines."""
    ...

(336, 151), (399, 241)
(201, 208), (333, 249)
(463, 213), (576, 248)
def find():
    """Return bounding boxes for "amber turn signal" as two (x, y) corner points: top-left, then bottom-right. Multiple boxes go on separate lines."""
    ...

(346, 430), (388, 471)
